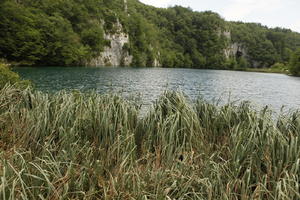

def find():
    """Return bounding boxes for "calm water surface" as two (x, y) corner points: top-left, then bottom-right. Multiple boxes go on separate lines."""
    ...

(15, 67), (300, 112)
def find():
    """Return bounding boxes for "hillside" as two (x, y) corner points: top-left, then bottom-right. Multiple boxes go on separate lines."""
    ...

(1, 0), (300, 69)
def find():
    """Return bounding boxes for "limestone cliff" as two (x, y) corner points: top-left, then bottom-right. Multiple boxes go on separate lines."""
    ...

(87, 20), (133, 67)
(223, 31), (268, 68)
(223, 31), (247, 59)
(153, 58), (161, 67)
(225, 42), (247, 58)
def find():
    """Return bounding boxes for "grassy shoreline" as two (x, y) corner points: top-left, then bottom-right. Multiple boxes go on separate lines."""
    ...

(1, 85), (300, 199)
(235, 67), (290, 74)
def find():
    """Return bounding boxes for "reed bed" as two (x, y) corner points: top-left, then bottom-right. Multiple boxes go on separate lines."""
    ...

(0, 85), (299, 199)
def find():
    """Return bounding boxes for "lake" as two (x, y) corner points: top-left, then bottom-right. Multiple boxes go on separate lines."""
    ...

(15, 67), (300, 112)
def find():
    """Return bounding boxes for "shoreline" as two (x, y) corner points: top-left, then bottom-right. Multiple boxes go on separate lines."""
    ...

(235, 67), (289, 75)
(12, 63), (292, 76)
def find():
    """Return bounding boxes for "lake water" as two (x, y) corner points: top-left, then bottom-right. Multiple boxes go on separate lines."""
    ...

(15, 67), (300, 112)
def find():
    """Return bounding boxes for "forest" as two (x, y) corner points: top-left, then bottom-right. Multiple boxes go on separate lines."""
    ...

(0, 0), (300, 74)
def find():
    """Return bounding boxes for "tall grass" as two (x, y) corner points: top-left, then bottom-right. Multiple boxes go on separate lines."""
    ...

(0, 85), (299, 199)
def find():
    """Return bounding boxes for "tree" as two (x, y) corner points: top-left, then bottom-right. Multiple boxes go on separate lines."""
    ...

(290, 49), (300, 76)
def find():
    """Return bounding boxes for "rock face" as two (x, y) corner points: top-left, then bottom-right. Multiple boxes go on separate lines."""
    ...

(224, 42), (247, 58)
(223, 30), (247, 59)
(124, 0), (128, 13)
(87, 20), (133, 67)
(223, 31), (267, 67)
(153, 58), (161, 67)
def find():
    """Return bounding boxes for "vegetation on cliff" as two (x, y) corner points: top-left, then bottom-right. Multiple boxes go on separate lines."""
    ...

(1, 0), (300, 69)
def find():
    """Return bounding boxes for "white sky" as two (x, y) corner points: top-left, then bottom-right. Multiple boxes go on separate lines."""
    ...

(140, 0), (300, 33)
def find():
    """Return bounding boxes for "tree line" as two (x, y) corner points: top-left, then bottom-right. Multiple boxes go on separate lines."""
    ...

(0, 0), (300, 75)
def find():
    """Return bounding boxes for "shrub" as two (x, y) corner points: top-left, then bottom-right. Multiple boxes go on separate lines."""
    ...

(0, 63), (31, 88)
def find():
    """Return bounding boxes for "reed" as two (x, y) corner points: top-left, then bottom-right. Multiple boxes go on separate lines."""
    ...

(0, 85), (299, 199)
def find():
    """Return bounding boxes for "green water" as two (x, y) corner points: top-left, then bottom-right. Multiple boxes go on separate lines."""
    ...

(15, 67), (300, 111)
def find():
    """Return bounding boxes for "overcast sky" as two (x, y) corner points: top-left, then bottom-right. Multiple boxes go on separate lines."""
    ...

(140, 0), (300, 33)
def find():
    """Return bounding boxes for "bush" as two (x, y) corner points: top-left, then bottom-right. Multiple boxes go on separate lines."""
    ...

(224, 57), (237, 69)
(0, 63), (31, 88)
(271, 62), (287, 69)
(237, 57), (249, 68)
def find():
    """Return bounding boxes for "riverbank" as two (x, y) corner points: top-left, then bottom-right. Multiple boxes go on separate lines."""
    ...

(11, 61), (292, 76)
(234, 62), (290, 74)
(1, 85), (299, 199)
(236, 67), (290, 74)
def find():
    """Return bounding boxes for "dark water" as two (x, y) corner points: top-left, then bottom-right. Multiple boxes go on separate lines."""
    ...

(15, 67), (300, 112)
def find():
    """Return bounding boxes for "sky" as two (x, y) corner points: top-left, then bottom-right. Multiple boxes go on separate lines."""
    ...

(139, 0), (300, 33)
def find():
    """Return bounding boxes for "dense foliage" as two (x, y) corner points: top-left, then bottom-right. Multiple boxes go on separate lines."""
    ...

(1, 0), (300, 69)
(290, 48), (300, 76)
(230, 22), (300, 68)
(126, 3), (228, 68)
(0, 0), (124, 65)
(1, 87), (300, 199)
(0, 63), (30, 88)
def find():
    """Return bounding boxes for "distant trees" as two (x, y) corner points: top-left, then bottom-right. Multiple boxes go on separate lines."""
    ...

(230, 22), (300, 68)
(1, 0), (300, 70)
(290, 49), (300, 76)
(0, 0), (114, 66)
(130, 4), (228, 68)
